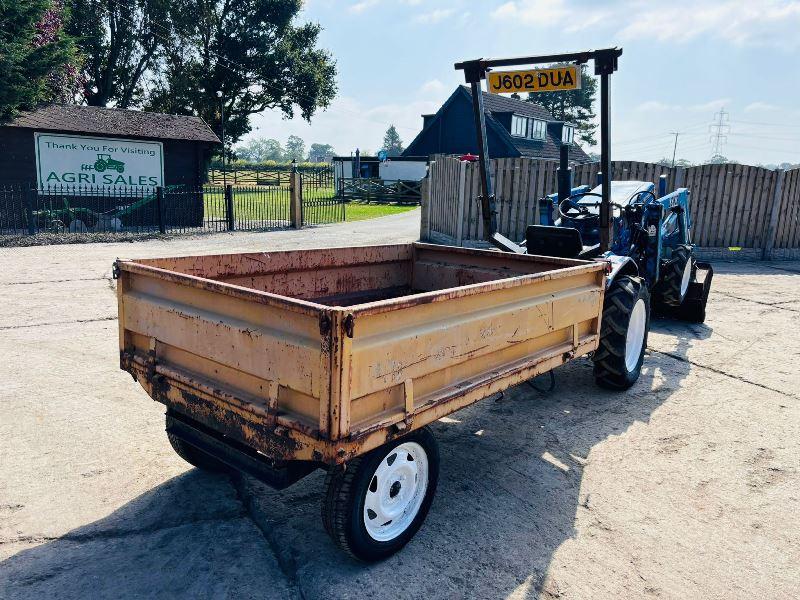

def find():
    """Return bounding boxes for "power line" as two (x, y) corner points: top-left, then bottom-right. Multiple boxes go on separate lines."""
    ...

(727, 132), (800, 143)
(729, 119), (800, 129)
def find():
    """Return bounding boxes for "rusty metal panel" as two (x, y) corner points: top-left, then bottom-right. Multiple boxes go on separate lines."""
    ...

(116, 242), (605, 464)
(344, 264), (603, 435)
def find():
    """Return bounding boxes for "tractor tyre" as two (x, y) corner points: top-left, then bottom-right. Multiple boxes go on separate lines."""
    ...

(166, 413), (229, 473)
(593, 275), (650, 390)
(658, 244), (694, 307)
(94, 160), (106, 172)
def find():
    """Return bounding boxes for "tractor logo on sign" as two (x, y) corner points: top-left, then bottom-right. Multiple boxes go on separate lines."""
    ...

(82, 154), (126, 174)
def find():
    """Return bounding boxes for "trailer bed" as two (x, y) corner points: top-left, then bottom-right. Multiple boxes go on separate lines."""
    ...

(115, 243), (605, 464)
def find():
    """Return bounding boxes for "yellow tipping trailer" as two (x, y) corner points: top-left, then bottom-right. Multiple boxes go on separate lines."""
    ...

(115, 243), (629, 560)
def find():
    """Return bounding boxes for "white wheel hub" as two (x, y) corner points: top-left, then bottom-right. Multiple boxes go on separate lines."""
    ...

(363, 441), (429, 542)
(625, 298), (647, 373)
(679, 259), (692, 299)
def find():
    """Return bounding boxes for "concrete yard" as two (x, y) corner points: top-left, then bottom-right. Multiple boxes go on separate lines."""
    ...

(1, 209), (798, 599)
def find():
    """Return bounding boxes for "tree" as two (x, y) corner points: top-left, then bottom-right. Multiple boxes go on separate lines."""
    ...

(234, 138), (284, 162)
(382, 125), (403, 156)
(0, 0), (77, 121)
(65, 0), (170, 107)
(307, 143), (335, 162)
(283, 135), (305, 161)
(657, 157), (693, 168)
(708, 154), (738, 165)
(146, 0), (336, 146)
(527, 64), (597, 146)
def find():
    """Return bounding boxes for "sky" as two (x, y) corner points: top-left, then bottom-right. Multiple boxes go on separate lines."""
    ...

(244, 0), (800, 166)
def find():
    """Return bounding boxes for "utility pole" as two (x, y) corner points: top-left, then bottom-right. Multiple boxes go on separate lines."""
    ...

(708, 108), (730, 159)
(670, 131), (679, 167)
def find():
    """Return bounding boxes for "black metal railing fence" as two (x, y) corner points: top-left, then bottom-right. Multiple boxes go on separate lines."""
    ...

(1, 174), (345, 239)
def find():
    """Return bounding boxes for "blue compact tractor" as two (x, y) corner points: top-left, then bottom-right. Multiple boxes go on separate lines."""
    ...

(524, 163), (713, 389)
(455, 47), (713, 391)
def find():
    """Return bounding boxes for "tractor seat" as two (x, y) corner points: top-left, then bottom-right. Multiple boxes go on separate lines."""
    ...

(526, 225), (583, 258)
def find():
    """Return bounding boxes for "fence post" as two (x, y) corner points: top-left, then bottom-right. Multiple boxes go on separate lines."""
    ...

(419, 175), (430, 241)
(290, 170), (302, 228)
(674, 166), (686, 190)
(225, 184), (235, 231)
(155, 186), (166, 233)
(25, 187), (36, 235)
(455, 160), (468, 246)
(762, 169), (785, 260)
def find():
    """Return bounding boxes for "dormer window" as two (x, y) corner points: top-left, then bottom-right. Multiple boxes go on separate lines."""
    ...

(511, 115), (527, 137)
(562, 125), (575, 145)
(529, 119), (546, 140)
(511, 115), (547, 140)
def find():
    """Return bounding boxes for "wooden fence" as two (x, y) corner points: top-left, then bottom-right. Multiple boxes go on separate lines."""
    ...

(421, 157), (800, 258)
(337, 178), (422, 204)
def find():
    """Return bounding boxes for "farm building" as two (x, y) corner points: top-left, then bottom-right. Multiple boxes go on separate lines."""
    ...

(0, 104), (220, 189)
(403, 86), (591, 163)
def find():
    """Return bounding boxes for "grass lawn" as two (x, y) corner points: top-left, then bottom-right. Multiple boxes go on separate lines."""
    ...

(343, 203), (417, 221)
(202, 186), (417, 224)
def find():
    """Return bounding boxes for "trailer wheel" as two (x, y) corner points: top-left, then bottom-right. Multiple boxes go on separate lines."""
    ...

(593, 275), (650, 390)
(165, 414), (229, 473)
(658, 244), (694, 307)
(322, 427), (439, 562)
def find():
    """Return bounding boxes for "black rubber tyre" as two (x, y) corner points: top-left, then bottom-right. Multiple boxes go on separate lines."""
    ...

(321, 427), (439, 562)
(593, 275), (651, 390)
(658, 244), (694, 307)
(166, 414), (229, 472)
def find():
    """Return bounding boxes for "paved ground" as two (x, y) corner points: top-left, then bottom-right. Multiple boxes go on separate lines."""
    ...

(1, 209), (798, 599)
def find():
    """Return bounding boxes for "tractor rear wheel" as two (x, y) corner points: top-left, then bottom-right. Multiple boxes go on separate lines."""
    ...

(658, 245), (694, 307)
(593, 275), (650, 390)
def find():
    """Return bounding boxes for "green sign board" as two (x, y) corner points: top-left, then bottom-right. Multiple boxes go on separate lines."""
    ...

(35, 133), (164, 190)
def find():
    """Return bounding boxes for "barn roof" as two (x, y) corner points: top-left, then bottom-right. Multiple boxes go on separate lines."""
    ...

(5, 104), (220, 143)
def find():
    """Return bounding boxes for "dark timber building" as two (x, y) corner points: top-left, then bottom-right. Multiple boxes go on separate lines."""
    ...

(403, 86), (591, 163)
(0, 104), (220, 187)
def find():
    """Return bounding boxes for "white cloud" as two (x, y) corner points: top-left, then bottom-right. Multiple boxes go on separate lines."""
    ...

(414, 8), (455, 23)
(349, 0), (379, 14)
(492, 0), (569, 23)
(635, 101), (676, 112)
(689, 98), (731, 112)
(419, 79), (447, 96)
(635, 98), (731, 112)
(491, 0), (610, 32)
(744, 101), (780, 112)
(492, 0), (800, 49)
(619, 0), (800, 48)
(349, 0), (431, 14)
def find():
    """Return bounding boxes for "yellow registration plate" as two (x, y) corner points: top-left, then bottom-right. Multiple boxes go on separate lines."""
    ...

(487, 66), (581, 94)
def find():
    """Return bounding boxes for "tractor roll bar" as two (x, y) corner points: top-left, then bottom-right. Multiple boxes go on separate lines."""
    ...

(455, 47), (622, 253)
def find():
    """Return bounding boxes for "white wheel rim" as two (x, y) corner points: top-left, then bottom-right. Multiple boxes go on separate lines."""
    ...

(363, 441), (429, 542)
(625, 299), (647, 373)
(679, 260), (692, 298)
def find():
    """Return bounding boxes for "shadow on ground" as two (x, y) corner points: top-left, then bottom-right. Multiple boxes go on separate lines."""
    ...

(1, 320), (711, 600)
(0, 470), (294, 599)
